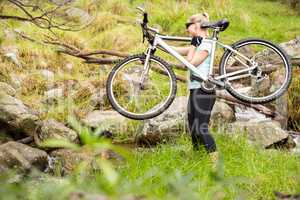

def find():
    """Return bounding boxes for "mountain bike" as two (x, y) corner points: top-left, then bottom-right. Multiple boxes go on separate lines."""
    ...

(106, 7), (292, 120)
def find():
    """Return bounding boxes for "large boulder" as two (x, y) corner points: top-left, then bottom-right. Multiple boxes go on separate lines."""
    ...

(234, 104), (270, 122)
(211, 100), (235, 125)
(50, 148), (121, 174)
(0, 93), (39, 136)
(138, 96), (188, 145)
(279, 36), (300, 58)
(34, 119), (79, 146)
(138, 96), (235, 145)
(226, 120), (291, 148)
(82, 110), (128, 133)
(0, 141), (48, 173)
(50, 149), (96, 174)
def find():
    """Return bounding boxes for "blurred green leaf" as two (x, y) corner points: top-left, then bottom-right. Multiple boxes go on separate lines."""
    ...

(41, 139), (80, 149)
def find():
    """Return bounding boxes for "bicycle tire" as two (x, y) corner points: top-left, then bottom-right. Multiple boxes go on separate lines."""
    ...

(106, 53), (177, 120)
(219, 38), (292, 104)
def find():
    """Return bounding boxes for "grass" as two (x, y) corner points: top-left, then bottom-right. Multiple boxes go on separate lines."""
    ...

(1, 0), (300, 123)
(0, 1), (300, 199)
(118, 133), (300, 199)
(1, 130), (300, 200)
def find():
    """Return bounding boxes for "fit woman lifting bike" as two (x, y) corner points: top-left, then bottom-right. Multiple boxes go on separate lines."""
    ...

(106, 6), (292, 120)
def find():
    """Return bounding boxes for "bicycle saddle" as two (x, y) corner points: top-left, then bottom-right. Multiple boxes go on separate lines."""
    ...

(201, 19), (230, 31)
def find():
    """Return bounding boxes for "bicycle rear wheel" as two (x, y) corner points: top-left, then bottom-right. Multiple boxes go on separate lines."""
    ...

(219, 38), (292, 104)
(106, 53), (177, 120)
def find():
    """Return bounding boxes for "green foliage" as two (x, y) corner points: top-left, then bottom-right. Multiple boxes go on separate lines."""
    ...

(1, 0), (299, 122)
(1, 131), (300, 199)
(0, 1), (300, 199)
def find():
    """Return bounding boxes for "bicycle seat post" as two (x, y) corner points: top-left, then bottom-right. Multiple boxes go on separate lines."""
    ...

(212, 28), (220, 40)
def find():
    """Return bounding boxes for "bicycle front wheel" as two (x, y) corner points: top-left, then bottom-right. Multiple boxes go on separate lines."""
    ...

(106, 53), (177, 120)
(219, 38), (292, 104)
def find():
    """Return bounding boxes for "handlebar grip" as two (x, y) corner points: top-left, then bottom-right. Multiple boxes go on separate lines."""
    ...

(136, 6), (145, 13)
(143, 13), (148, 24)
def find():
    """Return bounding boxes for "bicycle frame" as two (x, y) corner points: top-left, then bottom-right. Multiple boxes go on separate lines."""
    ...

(142, 31), (258, 88)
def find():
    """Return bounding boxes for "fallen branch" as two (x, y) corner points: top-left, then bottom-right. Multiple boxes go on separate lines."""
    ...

(76, 50), (130, 58)
(216, 90), (281, 118)
(292, 57), (300, 66)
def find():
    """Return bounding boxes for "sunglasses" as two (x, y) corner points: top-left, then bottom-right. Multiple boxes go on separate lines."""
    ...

(185, 22), (194, 29)
(185, 20), (202, 29)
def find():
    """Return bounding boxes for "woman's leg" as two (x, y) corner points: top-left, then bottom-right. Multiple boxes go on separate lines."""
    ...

(187, 87), (217, 153)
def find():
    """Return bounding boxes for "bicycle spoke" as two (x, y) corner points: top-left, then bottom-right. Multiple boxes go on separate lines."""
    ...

(110, 57), (173, 116)
(223, 41), (289, 100)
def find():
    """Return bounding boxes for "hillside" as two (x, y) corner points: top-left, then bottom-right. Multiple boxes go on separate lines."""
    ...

(1, 0), (300, 126)
(0, 0), (300, 199)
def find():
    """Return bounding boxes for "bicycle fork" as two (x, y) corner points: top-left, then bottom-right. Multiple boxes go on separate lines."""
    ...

(139, 45), (155, 89)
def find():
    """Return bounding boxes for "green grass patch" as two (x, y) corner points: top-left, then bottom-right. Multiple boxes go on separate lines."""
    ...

(1, 132), (299, 199)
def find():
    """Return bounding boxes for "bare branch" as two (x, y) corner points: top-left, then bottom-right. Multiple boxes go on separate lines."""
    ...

(77, 50), (130, 58)
(0, 0), (97, 31)
(0, 15), (30, 21)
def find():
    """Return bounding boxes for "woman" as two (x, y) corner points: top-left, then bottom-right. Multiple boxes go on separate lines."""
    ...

(172, 13), (218, 161)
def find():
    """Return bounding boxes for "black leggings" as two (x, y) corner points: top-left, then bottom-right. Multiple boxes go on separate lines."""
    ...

(187, 87), (217, 153)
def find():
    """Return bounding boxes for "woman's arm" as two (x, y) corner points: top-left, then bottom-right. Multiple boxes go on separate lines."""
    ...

(170, 46), (191, 56)
(186, 46), (208, 65)
(187, 46), (196, 62)
(189, 49), (209, 66)
(170, 45), (209, 66)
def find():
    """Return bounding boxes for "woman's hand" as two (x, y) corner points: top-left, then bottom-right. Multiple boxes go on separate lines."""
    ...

(191, 36), (203, 47)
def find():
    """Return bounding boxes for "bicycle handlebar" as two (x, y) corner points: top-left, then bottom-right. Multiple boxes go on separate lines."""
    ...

(136, 6), (148, 25)
(136, 6), (159, 43)
(136, 6), (145, 13)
